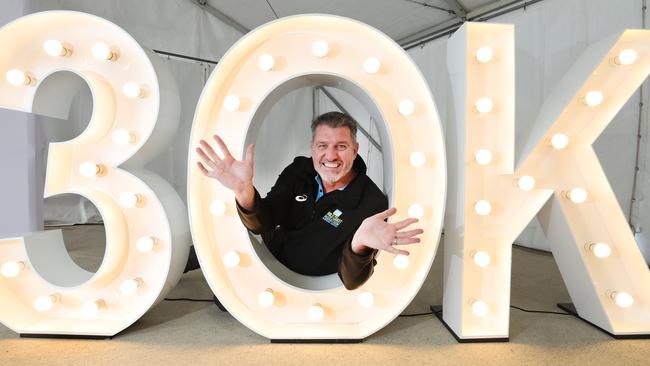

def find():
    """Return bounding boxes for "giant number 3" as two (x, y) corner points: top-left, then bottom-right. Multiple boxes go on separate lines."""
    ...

(0, 11), (190, 337)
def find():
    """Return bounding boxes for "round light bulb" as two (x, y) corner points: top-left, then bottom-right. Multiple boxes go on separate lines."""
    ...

(616, 49), (637, 65)
(1, 261), (25, 278)
(476, 47), (494, 63)
(475, 149), (493, 165)
(112, 129), (135, 145)
(472, 251), (491, 267)
(257, 53), (275, 71)
(122, 82), (143, 99)
(81, 299), (105, 317)
(474, 200), (492, 216)
(33, 294), (59, 312)
(120, 278), (142, 295)
(611, 291), (634, 308)
(358, 291), (374, 308)
(471, 299), (489, 317)
(6, 69), (30, 86)
(136, 236), (155, 253)
(584, 90), (603, 106)
(119, 192), (141, 208)
(91, 43), (115, 60)
(308, 304), (325, 321)
(210, 200), (227, 216)
(43, 40), (70, 57)
(223, 95), (241, 111)
(363, 57), (381, 74)
(551, 133), (569, 149)
(79, 161), (103, 178)
(398, 99), (415, 116)
(257, 289), (275, 308)
(516, 175), (536, 191)
(409, 152), (426, 167)
(223, 250), (241, 268)
(393, 254), (409, 270)
(475, 97), (493, 114)
(566, 188), (588, 203)
(407, 204), (424, 219)
(312, 40), (329, 58)
(588, 242), (611, 258)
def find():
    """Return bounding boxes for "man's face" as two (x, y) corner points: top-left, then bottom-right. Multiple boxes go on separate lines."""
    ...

(311, 125), (359, 185)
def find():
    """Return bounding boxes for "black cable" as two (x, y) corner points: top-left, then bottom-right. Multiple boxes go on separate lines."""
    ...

(164, 297), (214, 302)
(399, 310), (436, 317)
(402, 0), (455, 15)
(510, 305), (571, 316)
(265, 0), (279, 19)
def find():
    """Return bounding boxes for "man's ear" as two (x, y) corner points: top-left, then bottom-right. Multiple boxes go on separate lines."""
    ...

(354, 142), (359, 155)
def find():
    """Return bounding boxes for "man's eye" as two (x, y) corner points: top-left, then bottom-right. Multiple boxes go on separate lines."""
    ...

(337, 145), (347, 150)
(318, 144), (327, 149)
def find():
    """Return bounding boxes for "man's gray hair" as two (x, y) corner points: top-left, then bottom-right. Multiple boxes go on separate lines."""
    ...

(310, 112), (358, 143)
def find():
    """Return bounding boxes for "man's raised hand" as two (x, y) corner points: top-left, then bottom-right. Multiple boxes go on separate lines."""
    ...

(350, 207), (423, 256)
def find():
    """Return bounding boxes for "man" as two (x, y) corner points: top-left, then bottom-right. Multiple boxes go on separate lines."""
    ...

(196, 112), (422, 290)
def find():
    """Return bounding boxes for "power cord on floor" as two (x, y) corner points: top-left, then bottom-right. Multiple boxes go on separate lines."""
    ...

(164, 297), (213, 302)
(510, 305), (571, 315)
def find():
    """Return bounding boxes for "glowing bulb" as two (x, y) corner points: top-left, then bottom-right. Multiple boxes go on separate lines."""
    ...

(81, 299), (105, 317)
(565, 188), (588, 203)
(409, 152), (426, 167)
(584, 91), (603, 106)
(611, 291), (634, 308)
(363, 57), (381, 74)
(122, 82), (144, 98)
(475, 149), (493, 165)
(393, 254), (409, 270)
(475, 97), (493, 113)
(120, 278), (143, 295)
(408, 204), (424, 219)
(91, 43), (117, 61)
(472, 251), (491, 267)
(615, 49), (637, 65)
(224, 95), (241, 111)
(79, 161), (104, 177)
(33, 294), (59, 312)
(257, 53), (275, 71)
(136, 236), (155, 253)
(43, 40), (72, 57)
(113, 129), (136, 145)
(312, 40), (329, 57)
(398, 99), (415, 116)
(257, 289), (275, 307)
(1, 261), (25, 277)
(551, 133), (569, 149)
(119, 192), (142, 208)
(308, 304), (325, 321)
(471, 299), (489, 317)
(358, 291), (374, 308)
(210, 200), (227, 216)
(474, 200), (492, 216)
(223, 250), (241, 268)
(475, 47), (494, 63)
(516, 175), (536, 191)
(587, 242), (611, 258)
(6, 69), (32, 86)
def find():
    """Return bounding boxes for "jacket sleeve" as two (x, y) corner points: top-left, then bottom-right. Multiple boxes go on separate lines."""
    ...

(338, 240), (377, 290)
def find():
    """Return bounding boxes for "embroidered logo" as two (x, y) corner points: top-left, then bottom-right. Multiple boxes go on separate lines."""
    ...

(295, 194), (307, 202)
(323, 209), (343, 228)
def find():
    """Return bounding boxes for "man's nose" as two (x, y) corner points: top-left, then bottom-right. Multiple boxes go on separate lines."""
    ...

(325, 147), (338, 160)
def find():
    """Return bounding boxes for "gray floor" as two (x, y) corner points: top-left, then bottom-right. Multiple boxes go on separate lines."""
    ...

(1, 224), (649, 365)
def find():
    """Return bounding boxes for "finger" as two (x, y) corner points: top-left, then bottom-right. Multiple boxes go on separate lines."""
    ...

(375, 207), (397, 220)
(381, 245), (409, 256)
(196, 162), (210, 176)
(245, 144), (255, 166)
(395, 228), (424, 239)
(196, 147), (218, 169)
(199, 140), (221, 162)
(393, 217), (419, 230)
(393, 237), (421, 245)
(213, 135), (234, 160)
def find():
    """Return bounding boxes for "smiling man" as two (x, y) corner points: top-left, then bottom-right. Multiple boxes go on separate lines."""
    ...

(196, 112), (422, 290)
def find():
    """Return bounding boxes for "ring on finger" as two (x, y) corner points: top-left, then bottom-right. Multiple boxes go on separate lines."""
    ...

(392, 238), (398, 245)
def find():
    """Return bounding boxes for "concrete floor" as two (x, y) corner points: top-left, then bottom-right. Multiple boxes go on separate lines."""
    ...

(1, 224), (649, 365)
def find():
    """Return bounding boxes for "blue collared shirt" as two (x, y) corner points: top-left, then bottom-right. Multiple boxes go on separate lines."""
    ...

(315, 175), (347, 202)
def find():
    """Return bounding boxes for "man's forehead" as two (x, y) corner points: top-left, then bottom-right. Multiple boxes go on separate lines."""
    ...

(313, 125), (354, 142)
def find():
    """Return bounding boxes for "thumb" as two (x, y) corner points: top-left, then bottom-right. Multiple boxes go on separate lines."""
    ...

(245, 144), (255, 165)
(376, 207), (396, 220)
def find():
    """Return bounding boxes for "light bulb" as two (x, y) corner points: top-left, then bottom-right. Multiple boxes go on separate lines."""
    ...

(81, 299), (105, 317)
(120, 278), (143, 295)
(611, 291), (634, 308)
(358, 291), (374, 308)
(398, 99), (415, 116)
(122, 82), (144, 98)
(136, 236), (156, 253)
(33, 294), (59, 312)
(393, 254), (409, 270)
(551, 133), (569, 149)
(475, 149), (493, 165)
(210, 200), (227, 216)
(224, 95), (241, 111)
(113, 129), (136, 145)
(308, 304), (325, 321)
(257, 53), (275, 71)
(587, 242), (611, 258)
(312, 40), (329, 58)
(43, 40), (72, 57)
(474, 200), (492, 216)
(363, 57), (381, 74)
(223, 250), (241, 268)
(475, 97), (493, 113)
(565, 188), (588, 203)
(6, 69), (33, 86)
(257, 289), (275, 307)
(471, 299), (489, 317)
(516, 175), (536, 191)
(615, 49), (637, 65)
(475, 47), (494, 63)
(119, 192), (142, 208)
(409, 152), (426, 167)
(92, 43), (117, 61)
(583, 91), (603, 106)
(407, 204), (424, 219)
(79, 161), (104, 177)
(472, 251), (491, 267)
(1, 261), (25, 277)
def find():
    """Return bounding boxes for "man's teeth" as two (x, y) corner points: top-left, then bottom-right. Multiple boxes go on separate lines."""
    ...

(323, 162), (340, 168)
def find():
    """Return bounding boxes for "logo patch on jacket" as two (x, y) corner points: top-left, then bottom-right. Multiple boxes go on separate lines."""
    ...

(322, 209), (343, 228)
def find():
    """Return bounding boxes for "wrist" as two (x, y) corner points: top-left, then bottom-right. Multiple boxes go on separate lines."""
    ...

(235, 184), (255, 210)
(351, 238), (372, 256)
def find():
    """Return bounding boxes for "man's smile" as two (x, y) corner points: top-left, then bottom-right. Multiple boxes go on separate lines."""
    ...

(321, 161), (342, 169)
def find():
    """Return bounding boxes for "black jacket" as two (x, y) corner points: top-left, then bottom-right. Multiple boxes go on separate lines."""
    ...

(237, 155), (388, 289)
